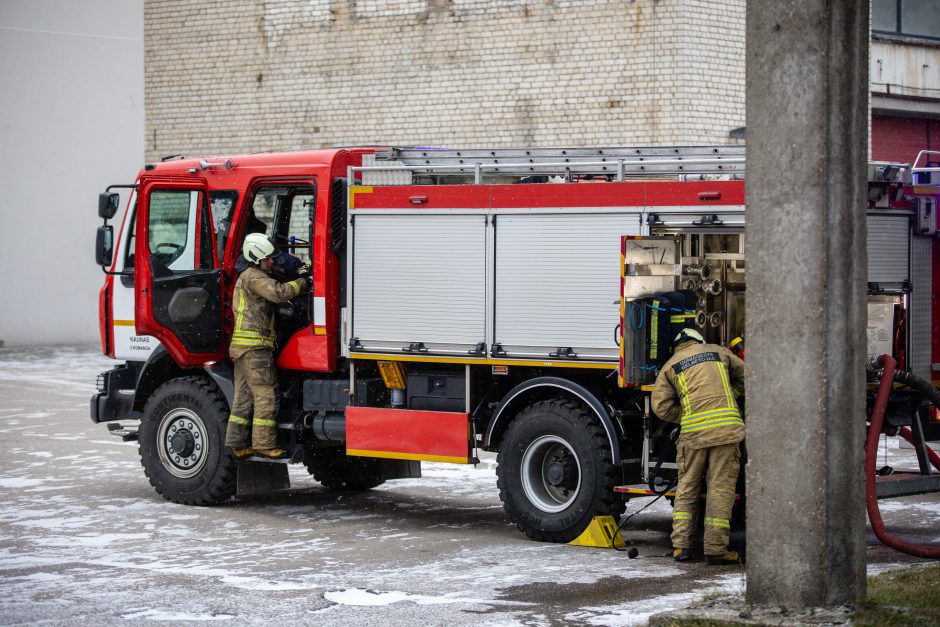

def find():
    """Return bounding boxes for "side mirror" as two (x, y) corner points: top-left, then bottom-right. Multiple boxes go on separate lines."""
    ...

(96, 225), (114, 267)
(98, 192), (120, 219)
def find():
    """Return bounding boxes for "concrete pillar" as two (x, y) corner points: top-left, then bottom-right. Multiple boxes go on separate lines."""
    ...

(745, 0), (869, 607)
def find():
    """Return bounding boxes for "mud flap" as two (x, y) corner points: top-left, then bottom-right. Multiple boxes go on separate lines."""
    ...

(379, 458), (422, 480)
(236, 460), (290, 496)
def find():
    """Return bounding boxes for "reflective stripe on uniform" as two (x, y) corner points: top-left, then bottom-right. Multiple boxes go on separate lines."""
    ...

(231, 328), (275, 348)
(673, 511), (692, 521)
(677, 372), (692, 416)
(681, 411), (744, 433)
(233, 286), (276, 348)
(253, 418), (276, 428)
(287, 280), (300, 297)
(682, 406), (742, 425)
(231, 337), (276, 349)
(232, 332), (275, 341)
(716, 361), (736, 408)
(704, 517), (730, 528)
(683, 416), (745, 433)
(232, 328), (270, 338)
(235, 288), (247, 333)
(228, 414), (249, 426)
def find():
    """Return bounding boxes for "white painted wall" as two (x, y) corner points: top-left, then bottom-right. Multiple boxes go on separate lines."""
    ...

(872, 40), (940, 98)
(0, 0), (143, 346)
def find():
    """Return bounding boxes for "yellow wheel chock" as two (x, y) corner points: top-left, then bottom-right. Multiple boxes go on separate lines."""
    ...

(568, 515), (625, 549)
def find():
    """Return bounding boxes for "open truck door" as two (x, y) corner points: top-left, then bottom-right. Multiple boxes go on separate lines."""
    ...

(134, 177), (225, 366)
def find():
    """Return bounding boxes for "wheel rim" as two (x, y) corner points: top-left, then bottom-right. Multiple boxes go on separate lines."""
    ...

(520, 435), (582, 513)
(156, 408), (209, 478)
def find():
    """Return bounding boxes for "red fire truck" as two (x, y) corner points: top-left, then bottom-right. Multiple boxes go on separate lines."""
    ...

(91, 146), (940, 543)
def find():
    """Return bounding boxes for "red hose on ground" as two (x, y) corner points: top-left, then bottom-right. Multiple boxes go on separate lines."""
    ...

(865, 354), (940, 559)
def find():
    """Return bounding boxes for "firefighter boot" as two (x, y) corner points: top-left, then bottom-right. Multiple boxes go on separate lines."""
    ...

(253, 447), (286, 459)
(705, 550), (740, 566)
(673, 548), (692, 562)
(251, 420), (284, 458)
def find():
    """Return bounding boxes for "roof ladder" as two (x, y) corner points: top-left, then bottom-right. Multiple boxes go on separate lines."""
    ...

(357, 145), (746, 185)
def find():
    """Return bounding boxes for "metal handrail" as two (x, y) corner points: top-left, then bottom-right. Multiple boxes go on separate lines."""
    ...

(912, 150), (940, 174)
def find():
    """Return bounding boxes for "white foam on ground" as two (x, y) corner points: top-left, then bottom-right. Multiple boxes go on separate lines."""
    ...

(121, 608), (234, 621)
(324, 588), (489, 606)
(0, 478), (45, 488)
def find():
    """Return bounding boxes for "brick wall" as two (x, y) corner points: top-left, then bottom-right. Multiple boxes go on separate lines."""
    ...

(144, 0), (745, 162)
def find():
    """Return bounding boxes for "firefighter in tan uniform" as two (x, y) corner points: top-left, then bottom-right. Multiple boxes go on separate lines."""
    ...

(224, 233), (308, 458)
(651, 328), (746, 565)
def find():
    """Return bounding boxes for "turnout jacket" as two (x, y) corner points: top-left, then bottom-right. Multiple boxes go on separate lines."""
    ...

(229, 266), (306, 359)
(651, 340), (746, 449)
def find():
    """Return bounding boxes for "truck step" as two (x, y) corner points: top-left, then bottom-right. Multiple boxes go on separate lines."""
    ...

(875, 470), (940, 499)
(240, 455), (290, 464)
(238, 444), (304, 464)
(107, 422), (138, 442)
(615, 485), (742, 500)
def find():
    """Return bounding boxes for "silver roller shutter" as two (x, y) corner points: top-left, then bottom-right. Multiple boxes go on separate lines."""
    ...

(867, 214), (910, 286)
(351, 213), (486, 353)
(494, 212), (641, 359)
(909, 233), (933, 380)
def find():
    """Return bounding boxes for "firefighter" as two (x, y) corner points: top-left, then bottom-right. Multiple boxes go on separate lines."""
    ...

(224, 233), (308, 458)
(651, 328), (746, 565)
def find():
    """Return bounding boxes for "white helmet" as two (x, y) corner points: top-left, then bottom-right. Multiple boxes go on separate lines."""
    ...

(243, 233), (275, 264)
(673, 328), (705, 347)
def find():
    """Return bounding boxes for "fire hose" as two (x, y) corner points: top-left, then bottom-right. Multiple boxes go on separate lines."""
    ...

(866, 354), (940, 559)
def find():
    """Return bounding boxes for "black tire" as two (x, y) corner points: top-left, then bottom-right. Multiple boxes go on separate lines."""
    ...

(304, 446), (385, 491)
(496, 398), (625, 542)
(138, 377), (236, 505)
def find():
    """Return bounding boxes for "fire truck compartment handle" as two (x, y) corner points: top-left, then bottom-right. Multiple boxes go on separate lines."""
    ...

(692, 214), (723, 226)
(409, 195), (429, 204)
(697, 191), (722, 200)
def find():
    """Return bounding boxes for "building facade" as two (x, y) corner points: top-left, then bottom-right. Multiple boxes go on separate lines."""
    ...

(870, 0), (940, 165)
(144, 0), (746, 162)
(145, 1), (938, 164)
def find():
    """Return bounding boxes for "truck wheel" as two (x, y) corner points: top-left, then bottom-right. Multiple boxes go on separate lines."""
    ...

(304, 446), (385, 491)
(138, 377), (236, 505)
(496, 399), (624, 542)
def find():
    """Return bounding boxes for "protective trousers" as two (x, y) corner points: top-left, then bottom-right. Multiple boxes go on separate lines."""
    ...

(671, 440), (740, 556)
(224, 348), (278, 450)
